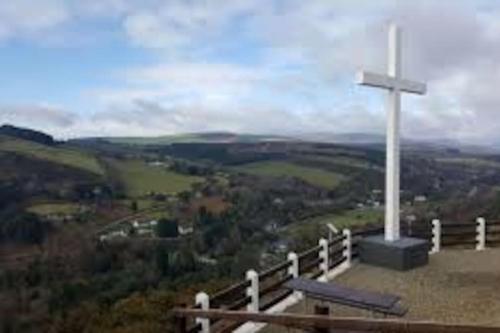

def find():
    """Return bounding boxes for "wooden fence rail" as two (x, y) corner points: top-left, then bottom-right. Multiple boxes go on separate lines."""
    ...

(185, 218), (500, 333)
(173, 308), (500, 333)
(186, 233), (349, 333)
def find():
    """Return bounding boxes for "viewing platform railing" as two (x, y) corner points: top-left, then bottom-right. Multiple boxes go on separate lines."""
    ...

(174, 308), (500, 333)
(182, 217), (499, 333)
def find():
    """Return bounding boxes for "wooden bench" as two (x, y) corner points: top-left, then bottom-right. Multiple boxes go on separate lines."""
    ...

(283, 277), (407, 317)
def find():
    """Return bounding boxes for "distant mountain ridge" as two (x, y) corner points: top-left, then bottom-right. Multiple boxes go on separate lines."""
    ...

(78, 131), (296, 145)
(0, 124), (55, 146)
(3, 124), (499, 154)
(65, 130), (500, 154)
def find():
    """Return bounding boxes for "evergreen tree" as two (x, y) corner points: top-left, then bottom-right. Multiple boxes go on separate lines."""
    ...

(156, 219), (179, 238)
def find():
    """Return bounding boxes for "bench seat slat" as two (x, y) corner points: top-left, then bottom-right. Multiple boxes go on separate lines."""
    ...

(302, 290), (407, 316)
(284, 278), (405, 316)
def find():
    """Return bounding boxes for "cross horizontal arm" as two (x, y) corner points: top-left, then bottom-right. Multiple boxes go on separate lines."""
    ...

(356, 71), (395, 90)
(398, 77), (426, 95)
(356, 71), (426, 95)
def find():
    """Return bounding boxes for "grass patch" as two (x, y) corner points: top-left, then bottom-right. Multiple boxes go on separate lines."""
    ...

(108, 159), (203, 197)
(285, 208), (383, 250)
(287, 209), (383, 238)
(0, 136), (104, 175)
(27, 202), (82, 216)
(237, 161), (345, 188)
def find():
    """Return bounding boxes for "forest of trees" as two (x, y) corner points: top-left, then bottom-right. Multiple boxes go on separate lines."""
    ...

(0, 212), (49, 245)
(156, 219), (179, 238)
(0, 124), (55, 145)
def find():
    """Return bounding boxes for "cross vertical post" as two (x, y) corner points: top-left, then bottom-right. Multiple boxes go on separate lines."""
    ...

(356, 23), (426, 242)
(385, 24), (401, 242)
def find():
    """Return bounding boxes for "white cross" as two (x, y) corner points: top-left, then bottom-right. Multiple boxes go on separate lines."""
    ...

(356, 23), (426, 242)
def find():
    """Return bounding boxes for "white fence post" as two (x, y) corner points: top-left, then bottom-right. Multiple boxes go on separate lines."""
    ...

(342, 229), (352, 266)
(318, 238), (329, 279)
(287, 252), (302, 299)
(246, 269), (259, 312)
(476, 217), (486, 251)
(195, 292), (210, 333)
(431, 219), (441, 253)
(327, 223), (339, 243)
(287, 252), (299, 278)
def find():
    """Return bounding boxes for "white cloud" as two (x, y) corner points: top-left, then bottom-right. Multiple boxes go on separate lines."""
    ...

(88, 62), (270, 117)
(0, 0), (70, 41)
(122, 0), (259, 52)
(3, 0), (500, 144)
(241, 0), (500, 144)
(0, 104), (75, 126)
(0, 104), (79, 138)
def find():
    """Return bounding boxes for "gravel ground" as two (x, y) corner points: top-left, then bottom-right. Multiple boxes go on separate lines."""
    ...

(261, 249), (500, 332)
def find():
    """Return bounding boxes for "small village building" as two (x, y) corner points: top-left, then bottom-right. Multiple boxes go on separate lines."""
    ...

(137, 228), (154, 236)
(148, 161), (165, 167)
(414, 195), (427, 203)
(178, 225), (194, 235)
(272, 198), (284, 206)
(99, 230), (127, 242)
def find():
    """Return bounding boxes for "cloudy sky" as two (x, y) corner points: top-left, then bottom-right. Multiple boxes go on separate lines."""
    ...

(0, 0), (499, 143)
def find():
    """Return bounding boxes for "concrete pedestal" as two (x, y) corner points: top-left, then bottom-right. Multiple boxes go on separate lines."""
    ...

(358, 235), (429, 271)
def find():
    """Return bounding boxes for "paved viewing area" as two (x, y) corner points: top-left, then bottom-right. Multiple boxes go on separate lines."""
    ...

(260, 249), (500, 332)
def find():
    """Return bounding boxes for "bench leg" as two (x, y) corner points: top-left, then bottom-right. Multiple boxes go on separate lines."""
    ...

(314, 305), (329, 333)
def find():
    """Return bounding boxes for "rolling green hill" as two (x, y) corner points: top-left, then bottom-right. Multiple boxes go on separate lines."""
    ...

(294, 154), (381, 170)
(435, 157), (500, 169)
(237, 161), (346, 188)
(0, 135), (104, 176)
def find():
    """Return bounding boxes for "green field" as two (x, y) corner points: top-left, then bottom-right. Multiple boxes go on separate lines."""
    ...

(284, 208), (383, 250)
(436, 157), (500, 169)
(301, 209), (383, 229)
(298, 154), (382, 171)
(238, 161), (345, 188)
(0, 136), (104, 175)
(27, 202), (82, 216)
(108, 159), (203, 197)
